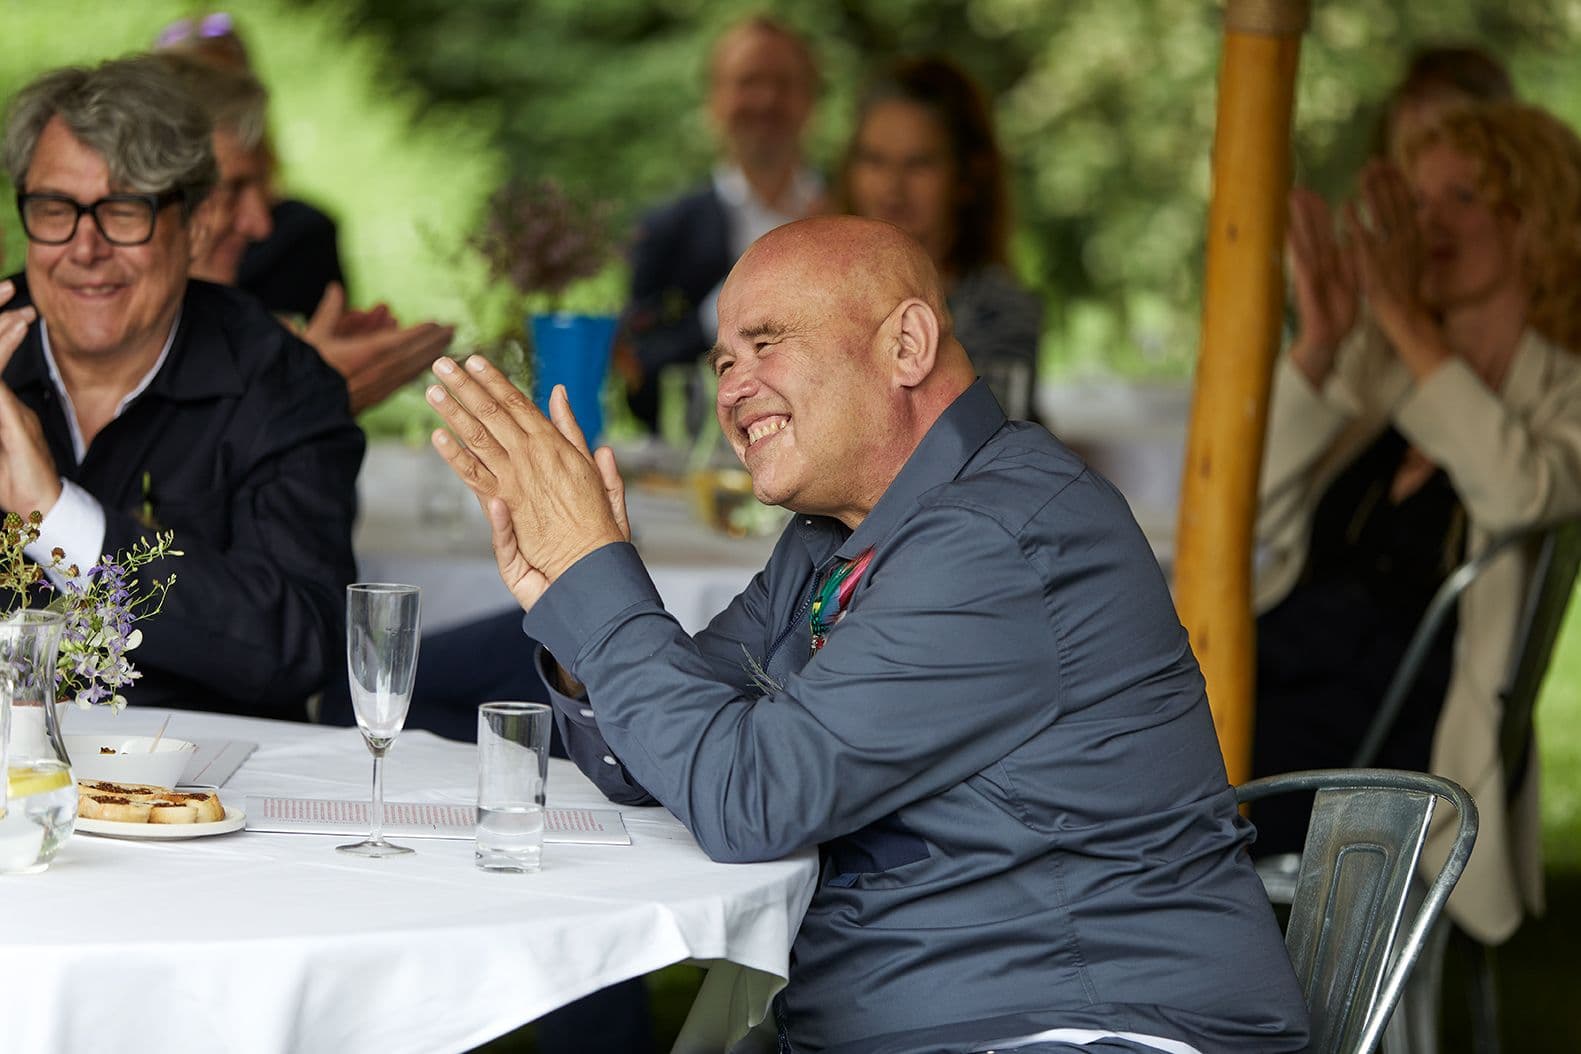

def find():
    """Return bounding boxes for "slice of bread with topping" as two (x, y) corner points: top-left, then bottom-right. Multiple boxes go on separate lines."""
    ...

(147, 801), (201, 824)
(158, 789), (225, 823)
(76, 780), (223, 825)
(79, 794), (154, 823)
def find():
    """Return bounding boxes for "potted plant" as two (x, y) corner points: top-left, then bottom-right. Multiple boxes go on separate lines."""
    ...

(471, 177), (625, 442)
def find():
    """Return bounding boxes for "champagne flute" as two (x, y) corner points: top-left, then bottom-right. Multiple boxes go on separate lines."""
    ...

(337, 583), (420, 857)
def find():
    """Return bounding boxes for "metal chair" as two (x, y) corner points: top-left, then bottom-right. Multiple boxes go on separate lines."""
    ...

(1237, 770), (1479, 1054)
(1352, 520), (1581, 776)
(1256, 520), (1581, 1052)
(977, 357), (1034, 421)
(1355, 520), (1581, 1054)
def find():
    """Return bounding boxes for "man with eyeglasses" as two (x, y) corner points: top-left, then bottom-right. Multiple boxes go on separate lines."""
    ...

(0, 56), (363, 719)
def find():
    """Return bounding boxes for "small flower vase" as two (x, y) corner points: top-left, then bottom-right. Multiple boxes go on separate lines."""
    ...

(527, 313), (617, 445)
(0, 611), (76, 875)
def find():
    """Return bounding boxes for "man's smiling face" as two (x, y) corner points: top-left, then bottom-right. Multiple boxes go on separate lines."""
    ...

(710, 236), (903, 529)
(23, 116), (191, 366)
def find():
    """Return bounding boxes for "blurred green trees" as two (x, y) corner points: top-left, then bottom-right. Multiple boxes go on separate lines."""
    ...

(325, 0), (1581, 378)
(5, 1), (1580, 382)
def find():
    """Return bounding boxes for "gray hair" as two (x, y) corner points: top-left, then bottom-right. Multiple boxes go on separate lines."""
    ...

(150, 51), (269, 154)
(2, 56), (218, 214)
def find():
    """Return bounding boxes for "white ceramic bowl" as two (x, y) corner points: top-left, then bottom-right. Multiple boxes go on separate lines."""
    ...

(65, 735), (197, 789)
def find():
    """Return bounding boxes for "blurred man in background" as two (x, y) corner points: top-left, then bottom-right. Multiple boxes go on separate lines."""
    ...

(155, 22), (453, 413)
(622, 15), (824, 429)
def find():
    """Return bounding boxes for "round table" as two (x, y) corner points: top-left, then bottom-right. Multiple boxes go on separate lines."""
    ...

(0, 706), (817, 1054)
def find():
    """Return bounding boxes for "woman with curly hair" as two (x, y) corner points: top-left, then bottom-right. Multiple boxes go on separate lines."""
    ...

(1374, 44), (1515, 160)
(836, 57), (1043, 419)
(1252, 101), (1581, 945)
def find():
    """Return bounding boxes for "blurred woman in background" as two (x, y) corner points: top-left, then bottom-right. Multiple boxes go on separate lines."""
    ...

(1253, 101), (1581, 945)
(837, 56), (1043, 419)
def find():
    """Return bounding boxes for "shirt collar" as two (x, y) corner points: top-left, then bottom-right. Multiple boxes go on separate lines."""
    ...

(789, 379), (1008, 564)
(711, 163), (824, 260)
(711, 163), (822, 212)
(40, 308), (181, 463)
(4, 274), (250, 418)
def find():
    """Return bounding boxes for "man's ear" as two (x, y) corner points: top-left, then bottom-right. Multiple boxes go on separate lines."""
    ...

(185, 201), (217, 267)
(887, 297), (939, 389)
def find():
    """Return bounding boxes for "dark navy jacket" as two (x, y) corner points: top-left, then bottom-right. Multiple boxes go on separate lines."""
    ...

(4, 275), (363, 720)
(622, 183), (731, 427)
(530, 382), (1309, 1053)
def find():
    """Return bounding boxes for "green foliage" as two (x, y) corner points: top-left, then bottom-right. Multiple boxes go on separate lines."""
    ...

(325, 0), (1581, 383)
(1538, 598), (1581, 872)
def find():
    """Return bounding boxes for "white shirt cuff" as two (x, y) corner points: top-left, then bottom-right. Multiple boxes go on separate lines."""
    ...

(23, 479), (106, 588)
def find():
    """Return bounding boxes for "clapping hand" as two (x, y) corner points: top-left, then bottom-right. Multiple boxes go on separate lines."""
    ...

(1344, 160), (1449, 379)
(1286, 186), (1358, 386)
(1344, 160), (1431, 343)
(0, 280), (34, 370)
(304, 283), (456, 413)
(427, 355), (629, 613)
(0, 280), (61, 517)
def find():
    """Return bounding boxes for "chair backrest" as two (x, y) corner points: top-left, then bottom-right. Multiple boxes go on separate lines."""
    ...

(1236, 769), (1478, 1054)
(1352, 520), (1581, 773)
(978, 357), (1034, 421)
(1496, 521), (1581, 784)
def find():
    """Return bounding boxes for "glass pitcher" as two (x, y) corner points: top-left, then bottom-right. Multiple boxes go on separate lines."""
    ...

(0, 611), (76, 874)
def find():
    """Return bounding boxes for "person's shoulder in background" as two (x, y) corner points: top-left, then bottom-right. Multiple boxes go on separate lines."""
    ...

(237, 198), (346, 319)
(638, 182), (726, 237)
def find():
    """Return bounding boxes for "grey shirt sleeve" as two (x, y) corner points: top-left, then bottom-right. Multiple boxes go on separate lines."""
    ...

(526, 504), (1060, 865)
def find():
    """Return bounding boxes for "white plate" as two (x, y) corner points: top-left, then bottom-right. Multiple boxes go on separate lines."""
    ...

(76, 805), (246, 840)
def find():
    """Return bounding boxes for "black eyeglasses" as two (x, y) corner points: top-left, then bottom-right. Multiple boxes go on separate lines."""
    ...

(16, 190), (184, 247)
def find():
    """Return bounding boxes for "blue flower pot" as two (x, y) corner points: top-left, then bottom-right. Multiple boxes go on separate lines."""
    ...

(527, 313), (616, 444)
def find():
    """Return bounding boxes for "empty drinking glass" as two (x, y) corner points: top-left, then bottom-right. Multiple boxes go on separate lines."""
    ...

(338, 583), (420, 858)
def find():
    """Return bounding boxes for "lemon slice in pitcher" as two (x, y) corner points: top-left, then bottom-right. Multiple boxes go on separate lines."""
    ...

(7, 764), (72, 799)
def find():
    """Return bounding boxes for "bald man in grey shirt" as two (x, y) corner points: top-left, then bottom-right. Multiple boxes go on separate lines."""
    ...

(428, 217), (1309, 1054)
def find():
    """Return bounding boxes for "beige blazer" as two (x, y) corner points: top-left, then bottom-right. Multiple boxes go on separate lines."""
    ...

(1256, 324), (1581, 944)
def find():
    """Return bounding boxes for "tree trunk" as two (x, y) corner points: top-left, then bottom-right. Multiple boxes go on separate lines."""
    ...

(1174, 0), (1309, 783)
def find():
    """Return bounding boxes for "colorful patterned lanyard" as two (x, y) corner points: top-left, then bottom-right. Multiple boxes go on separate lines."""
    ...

(809, 548), (874, 653)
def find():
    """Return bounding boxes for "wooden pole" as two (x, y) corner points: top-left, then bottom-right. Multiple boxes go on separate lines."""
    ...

(1173, 0), (1309, 784)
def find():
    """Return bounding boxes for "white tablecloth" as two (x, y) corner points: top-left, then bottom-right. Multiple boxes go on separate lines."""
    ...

(355, 442), (781, 634)
(0, 707), (817, 1054)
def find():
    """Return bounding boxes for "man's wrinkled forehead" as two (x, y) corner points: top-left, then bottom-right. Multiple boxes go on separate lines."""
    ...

(721, 248), (870, 340)
(735, 231), (883, 302)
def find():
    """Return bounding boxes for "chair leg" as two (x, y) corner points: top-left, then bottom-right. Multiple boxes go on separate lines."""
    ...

(1383, 882), (1450, 1054)
(1461, 934), (1500, 1054)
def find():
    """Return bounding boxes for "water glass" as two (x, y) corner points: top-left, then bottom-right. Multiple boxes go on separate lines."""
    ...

(475, 702), (552, 873)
